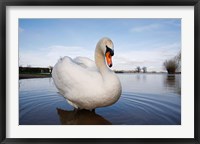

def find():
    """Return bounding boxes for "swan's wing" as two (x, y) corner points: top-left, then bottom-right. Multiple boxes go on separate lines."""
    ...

(52, 56), (102, 97)
(52, 56), (121, 109)
(73, 57), (97, 71)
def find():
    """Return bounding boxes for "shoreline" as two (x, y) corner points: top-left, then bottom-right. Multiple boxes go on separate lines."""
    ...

(19, 72), (181, 79)
(19, 74), (52, 79)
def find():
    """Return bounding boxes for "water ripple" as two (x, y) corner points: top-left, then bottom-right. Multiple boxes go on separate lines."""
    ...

(19, 76), (181, 125)
(114, 92), (181, 125)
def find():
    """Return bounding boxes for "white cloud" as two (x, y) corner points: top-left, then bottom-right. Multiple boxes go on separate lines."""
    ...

(112, 42), (180, 71)
(130, 24), (161, 32)
(20, 42), (180, 72)
(20, 45), (93, 67)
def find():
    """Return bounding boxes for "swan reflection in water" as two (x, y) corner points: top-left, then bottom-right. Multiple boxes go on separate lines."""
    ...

(57, 108), (112, 125)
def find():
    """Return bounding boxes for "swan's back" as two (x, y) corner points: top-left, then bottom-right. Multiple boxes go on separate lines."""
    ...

(73, 57), (97, 71)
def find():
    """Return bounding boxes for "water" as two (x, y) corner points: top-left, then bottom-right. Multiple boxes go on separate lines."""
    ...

(19, 74), (181, 125)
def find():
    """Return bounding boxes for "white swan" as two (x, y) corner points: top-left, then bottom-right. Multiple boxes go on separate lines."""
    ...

(52, 37), (122, 110)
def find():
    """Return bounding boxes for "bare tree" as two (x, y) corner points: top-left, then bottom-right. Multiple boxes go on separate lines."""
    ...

(175, 51), (181, 72)
(142, 67), (147, 73)
(163, 51), (181, 74)
(136, 66), (141, 73)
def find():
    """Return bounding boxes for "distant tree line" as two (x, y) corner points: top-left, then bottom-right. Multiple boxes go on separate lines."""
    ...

(114, 66), (147, 73)
(19, 66), (52, 74)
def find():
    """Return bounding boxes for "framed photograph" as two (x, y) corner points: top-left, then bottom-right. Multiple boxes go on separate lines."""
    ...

(0, 0), (199, 143)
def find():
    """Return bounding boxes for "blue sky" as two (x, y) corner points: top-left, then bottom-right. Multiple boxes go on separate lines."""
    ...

(19, 19), (181, 72)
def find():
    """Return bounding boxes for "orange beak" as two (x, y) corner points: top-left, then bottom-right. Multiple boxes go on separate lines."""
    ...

(106, 51), (112, 67)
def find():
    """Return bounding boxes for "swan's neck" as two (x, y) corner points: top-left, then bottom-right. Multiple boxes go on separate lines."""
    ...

(95, 46), (111, 75)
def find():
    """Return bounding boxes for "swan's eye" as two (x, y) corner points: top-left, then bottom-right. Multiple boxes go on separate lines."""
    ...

(105, 45), (114, 56)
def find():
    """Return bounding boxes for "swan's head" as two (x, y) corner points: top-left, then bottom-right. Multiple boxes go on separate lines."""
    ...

(98, 37), (114, 68)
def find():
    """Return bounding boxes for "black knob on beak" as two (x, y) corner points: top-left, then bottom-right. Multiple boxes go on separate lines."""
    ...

(106, 45), (114, 56)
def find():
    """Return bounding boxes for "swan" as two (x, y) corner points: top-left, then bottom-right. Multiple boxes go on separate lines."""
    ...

(52, 37), (122, 110)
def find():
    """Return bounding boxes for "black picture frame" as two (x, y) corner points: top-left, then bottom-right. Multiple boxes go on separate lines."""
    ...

(0, 0), (199, 143)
